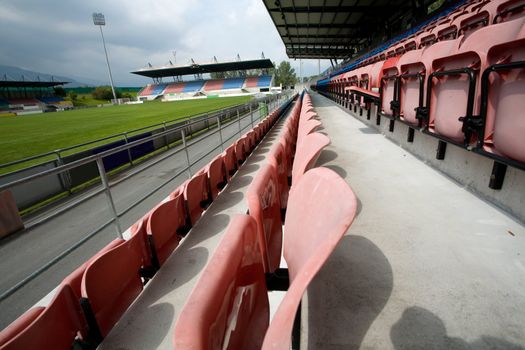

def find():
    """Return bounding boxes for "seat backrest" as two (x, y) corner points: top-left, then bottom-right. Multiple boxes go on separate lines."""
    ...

(205, 154), (227, 199)
(297, 119), (322, 146)
(261, 167), (357, 349)
(292, 133), (331, 185)
(184, 170), (211, 226)
(81, 233), (147, 342)
(482, 35), (525, 162)
(247, 164), (283, 273)
(222, 144), (238, 179)
(234, 137), (247, 165)
(173, 215), (269, 350)
(62, 238), (125, 301)
(428, 18), (525, 141)
(0, 285), (87, 350)
(267, 142), (289, 211)
(380, 56), (401, 116)
(146, 193), (186, 266)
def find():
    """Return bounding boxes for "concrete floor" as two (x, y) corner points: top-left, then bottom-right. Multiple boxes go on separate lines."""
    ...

(0, 102), (279, 328)
(303, 92), (525, 349)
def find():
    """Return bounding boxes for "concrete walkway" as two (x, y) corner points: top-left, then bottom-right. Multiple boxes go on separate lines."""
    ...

(303, 92), (525, 349)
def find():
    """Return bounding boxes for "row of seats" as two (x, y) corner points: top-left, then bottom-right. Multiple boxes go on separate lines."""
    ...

(173, 92), (358, 349)
(0, 100), (290, 350)
(139, 75), (274, 96)
(320, 0), (525, 169)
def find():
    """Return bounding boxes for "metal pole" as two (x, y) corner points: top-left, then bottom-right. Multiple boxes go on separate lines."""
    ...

(217, 116), (224, 151)
(123, 134), (134, 165)
(181, 129), (192, 178)
(96, 158), (122, 237)
(250, 105), (254, 127)
(163, 122), (170, 149)
(99, 25), (117, 102)
(237, 109), (241, 136)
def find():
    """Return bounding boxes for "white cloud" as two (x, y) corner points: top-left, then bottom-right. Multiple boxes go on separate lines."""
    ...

(0, 0), (331, 86)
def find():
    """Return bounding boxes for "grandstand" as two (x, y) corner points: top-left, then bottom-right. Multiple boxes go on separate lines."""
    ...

(134, 58), (275, 101)
(1, 1), (525, 349)
(0, 79), (72, 116)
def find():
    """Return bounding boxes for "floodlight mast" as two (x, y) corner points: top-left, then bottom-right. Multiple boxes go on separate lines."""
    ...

(92, 13), (117, 103)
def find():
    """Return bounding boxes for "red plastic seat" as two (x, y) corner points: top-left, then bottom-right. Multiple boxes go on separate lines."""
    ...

(145, 192), (188, 266)
(261, 167), (358, 349)
(222, 144), (237, 179)
(268, 142), (289, 213)
(247, 164), (283, 273)
(427, 18), (525, 143)
(173, 215), (269, 349)
(0, 285), (88, 350)
(205, 154), (227, 200)
(379, 57), (401, 118)
(184, 170), (211, 226)
(292, 133), (331, 185)
(80, 233), (149, 344)
(234, 137), (247, 165)
(297, 119), (322, 146)
(478, 25), (525, 162)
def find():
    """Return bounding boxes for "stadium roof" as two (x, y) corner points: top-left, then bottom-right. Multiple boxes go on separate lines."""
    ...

(132, 59), (274, 78)
(0, 81), (68, 88)
(262, 0), (434, 59)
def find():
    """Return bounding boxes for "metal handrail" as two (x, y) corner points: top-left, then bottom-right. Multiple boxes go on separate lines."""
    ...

(0, 92), (293, 303)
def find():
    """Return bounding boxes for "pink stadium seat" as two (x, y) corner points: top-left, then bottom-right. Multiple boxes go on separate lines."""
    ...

(222, 144), (238, 179)
(477, 24), (525, 162)
(379, 57), (401, 118)
(427, 18), (525, 143)
(247, 164), (283, 273)
(145, 193), (188, 266)
(292, 133), (331, 185)
(80, 232), (149, 344)
(62, 239), (126, 302)
(245, 76), (260, 88)
(173, 215), (269, 349)
(261, 167), (358, 349)
(267, 142), (289, 213)
(489, 0), (525, 24)
(0, 285), (88, 350)
(234, 137), (248, 165)
(205, 154), (227, 199)
(183, 170), (211, 226)
(297, 119), (322, 146)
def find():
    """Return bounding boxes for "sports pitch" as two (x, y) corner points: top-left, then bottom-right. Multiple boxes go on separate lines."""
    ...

(0, 96), (251, 173)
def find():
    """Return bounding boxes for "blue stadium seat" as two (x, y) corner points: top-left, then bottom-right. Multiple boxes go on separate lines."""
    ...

(151, 84), (167, 95)
(222, 78), (245, 89)
(257, 75), (272, 87)
(182, 81), (205, 93)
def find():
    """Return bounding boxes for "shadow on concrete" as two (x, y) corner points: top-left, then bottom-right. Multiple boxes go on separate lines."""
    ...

(307, 236), (393, 349)
(358, 127), (379, 134)
(324, 165), (348, 180)
(391, 306), (525, 350)
(316, 150), (338, 166)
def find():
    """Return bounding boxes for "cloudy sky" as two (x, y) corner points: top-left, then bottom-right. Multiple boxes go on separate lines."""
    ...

(0, 0), (331, 86)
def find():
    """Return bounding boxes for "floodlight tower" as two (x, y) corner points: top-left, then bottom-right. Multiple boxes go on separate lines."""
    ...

(93, 12), (117, 102)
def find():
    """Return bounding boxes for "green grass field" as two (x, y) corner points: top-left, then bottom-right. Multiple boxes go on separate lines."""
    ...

(0, 96), (251, 174)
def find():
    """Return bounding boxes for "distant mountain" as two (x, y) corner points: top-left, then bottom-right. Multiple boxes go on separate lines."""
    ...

(0, 64), (105, 87)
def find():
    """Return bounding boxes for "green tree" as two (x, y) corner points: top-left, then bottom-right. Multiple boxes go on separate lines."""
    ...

(92, 86), (121, 100)
(68, 91), (78, 101)
(274, 61), (297, 87)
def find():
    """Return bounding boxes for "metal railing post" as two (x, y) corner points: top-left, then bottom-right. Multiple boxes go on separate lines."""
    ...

(163, 122), (170, 149)
(237, 109), (241, 136)
(96, 158), (122, 238)
(123, 134), (134, 166)
(250, 105), (254, 127)
(181, 129), (192, 178)
(55, 150), (72, 194)
(217, 116), (224, 151)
